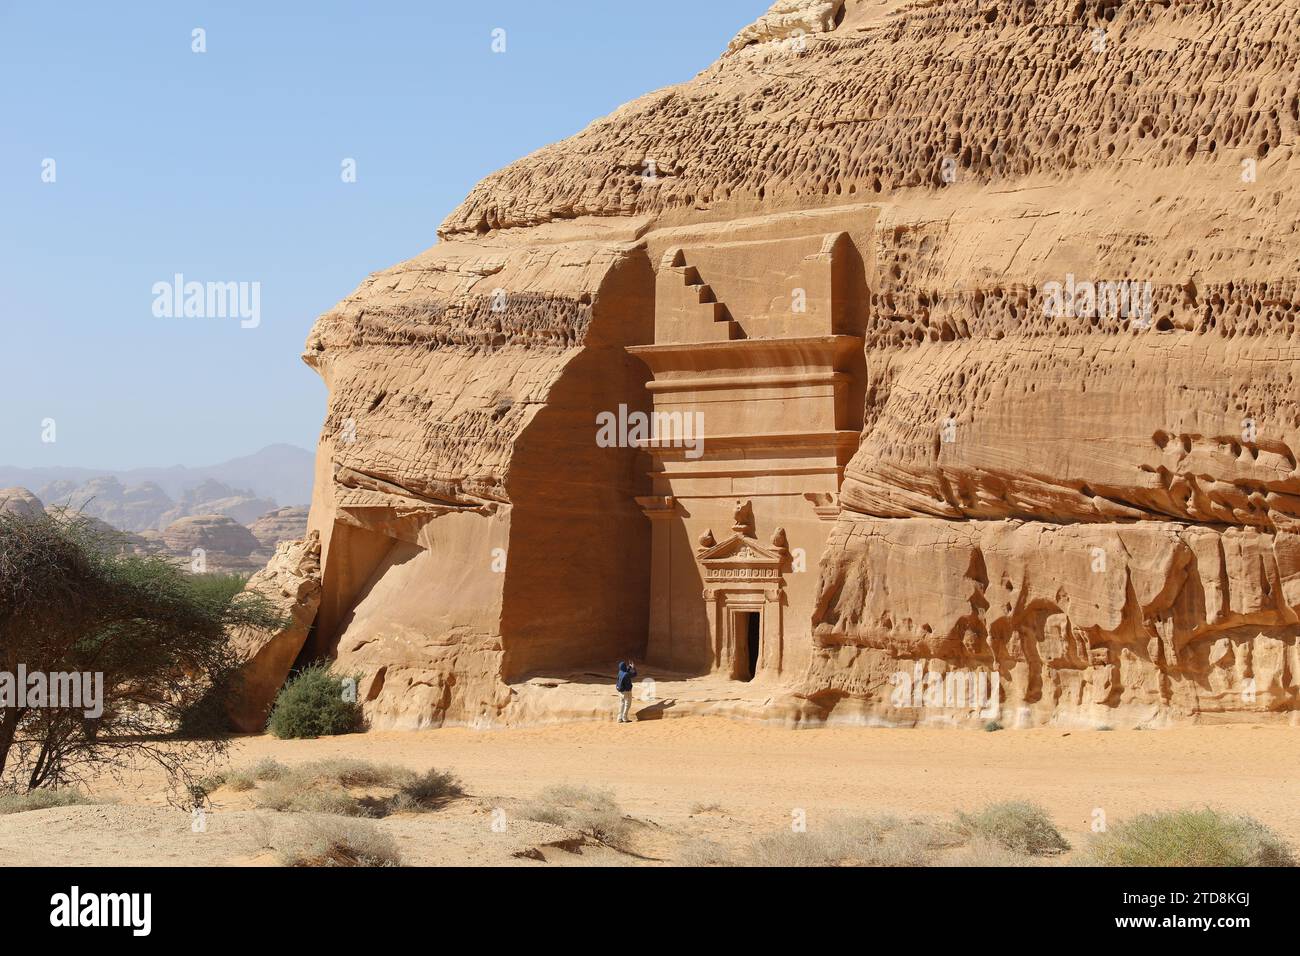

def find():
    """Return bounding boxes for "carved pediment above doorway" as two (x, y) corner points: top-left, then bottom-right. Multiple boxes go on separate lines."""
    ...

(696, 532), (783, 583)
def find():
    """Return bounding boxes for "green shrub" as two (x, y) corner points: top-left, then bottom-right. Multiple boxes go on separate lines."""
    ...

(957, 801), (1070, 855)
(0, 508), (283, 793)
(267, 663), (361, 739)
(1081, 809), (1295, 867)
(983, 721), (1003, 732)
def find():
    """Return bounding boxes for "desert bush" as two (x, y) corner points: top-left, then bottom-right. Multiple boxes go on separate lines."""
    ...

(249, 757), (287, 779)
(394, 768), (463, 810)
(1080, 809), (1295, 867)
(749, 830), (844, 867)
(300, 757), (409, 788)
(241, 759), (460, 817)
(956, 801), (1070, 856)
(947, 835), (1040, 867)
(274, 816), (401, 867)
(200, 757), (289, 794)
(678, 839), (737, 866)
(0, 788), (97, 815)
(690, 801), (726, 814)
(983, 721), (1003, 732)
(0, 508), (283, 795)
(223, 771), (257, 793)
(862, 817), (965, 865)
(266, 664), (361, 739)
(732, 816), (962, 867)
(521, 785), (632, 848)
(255, 781), (371, 817)
(682, 811), (1058, 867)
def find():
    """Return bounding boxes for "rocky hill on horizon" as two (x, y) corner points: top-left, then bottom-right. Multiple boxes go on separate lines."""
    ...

(0, 486), (309, 574)
(0, 443), (315, 510)
(34, 475), (279, 534)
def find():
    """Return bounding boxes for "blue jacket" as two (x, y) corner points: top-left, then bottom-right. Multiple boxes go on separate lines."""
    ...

(616, 663), (636, 692)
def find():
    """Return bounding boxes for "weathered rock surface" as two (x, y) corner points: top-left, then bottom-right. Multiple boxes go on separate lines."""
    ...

(226, 533), (323, 732)
(295, 0), (1300, 729)
(727, 0), (845, 54)
(0, 487), (44, 518)
(247, 506), (310, 550)
(161, 515), (262, 568)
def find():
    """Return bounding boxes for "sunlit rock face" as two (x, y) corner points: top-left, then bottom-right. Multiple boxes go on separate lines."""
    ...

(291, 0), (1300, 729)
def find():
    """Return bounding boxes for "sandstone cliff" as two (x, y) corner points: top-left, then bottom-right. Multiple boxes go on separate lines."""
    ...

(292, 0), (1300, 729)
(227, 533), (323, 732)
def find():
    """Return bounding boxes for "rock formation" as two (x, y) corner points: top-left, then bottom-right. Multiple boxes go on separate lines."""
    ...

(157, 479), (276, 529)
(0, 488), (160, 556)
(40, 477), (173, 532)
(0, 487), (45, 519)
(291, 0), (1300, 729)
(161, 515), (263, 571)
(227, 533), (323, 732)
(248, 506), (310, 550)
(40, 475), (278, 533)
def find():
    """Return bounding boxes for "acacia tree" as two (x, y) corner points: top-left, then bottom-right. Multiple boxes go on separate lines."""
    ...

(0, 509), (283, 794)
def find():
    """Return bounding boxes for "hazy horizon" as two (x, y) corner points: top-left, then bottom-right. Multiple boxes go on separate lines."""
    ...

(0, 440), (312, 475)
(0, 0), (760, 470)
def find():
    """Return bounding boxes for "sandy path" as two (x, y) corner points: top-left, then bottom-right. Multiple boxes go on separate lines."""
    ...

(195, 719), (1300, 846)
(5, 718), (1295, 866)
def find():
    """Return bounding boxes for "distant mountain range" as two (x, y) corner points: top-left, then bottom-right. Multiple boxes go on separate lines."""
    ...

(0, 444), (315, 510)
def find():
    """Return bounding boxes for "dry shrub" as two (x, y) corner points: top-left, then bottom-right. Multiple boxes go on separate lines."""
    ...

(956, 801), (1070, 856)
(947, 835), (1040, 867)
(229, 759), (461, 817)
(686, 807), (1064, 867)
(703, 816), (963, 867)
(0, 789), (98, 815)
(274, 816), (401, 867)
(391, 768), (464, 811)
(520, 785), (632, 849)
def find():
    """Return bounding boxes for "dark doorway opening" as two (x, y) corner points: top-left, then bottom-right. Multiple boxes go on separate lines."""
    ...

(743, 612), (761, 681)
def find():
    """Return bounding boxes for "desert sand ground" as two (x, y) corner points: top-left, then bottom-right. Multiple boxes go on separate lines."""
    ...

(0, 718), (1296, 866)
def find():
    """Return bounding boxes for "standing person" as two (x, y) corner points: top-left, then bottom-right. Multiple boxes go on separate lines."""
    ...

(615, 660), (637, 723)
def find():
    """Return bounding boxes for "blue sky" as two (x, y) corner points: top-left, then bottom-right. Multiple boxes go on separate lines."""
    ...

(0, 0), (761, 469)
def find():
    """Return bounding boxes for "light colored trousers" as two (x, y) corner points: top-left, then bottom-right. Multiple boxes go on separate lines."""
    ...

(618, 690), (632, 721)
